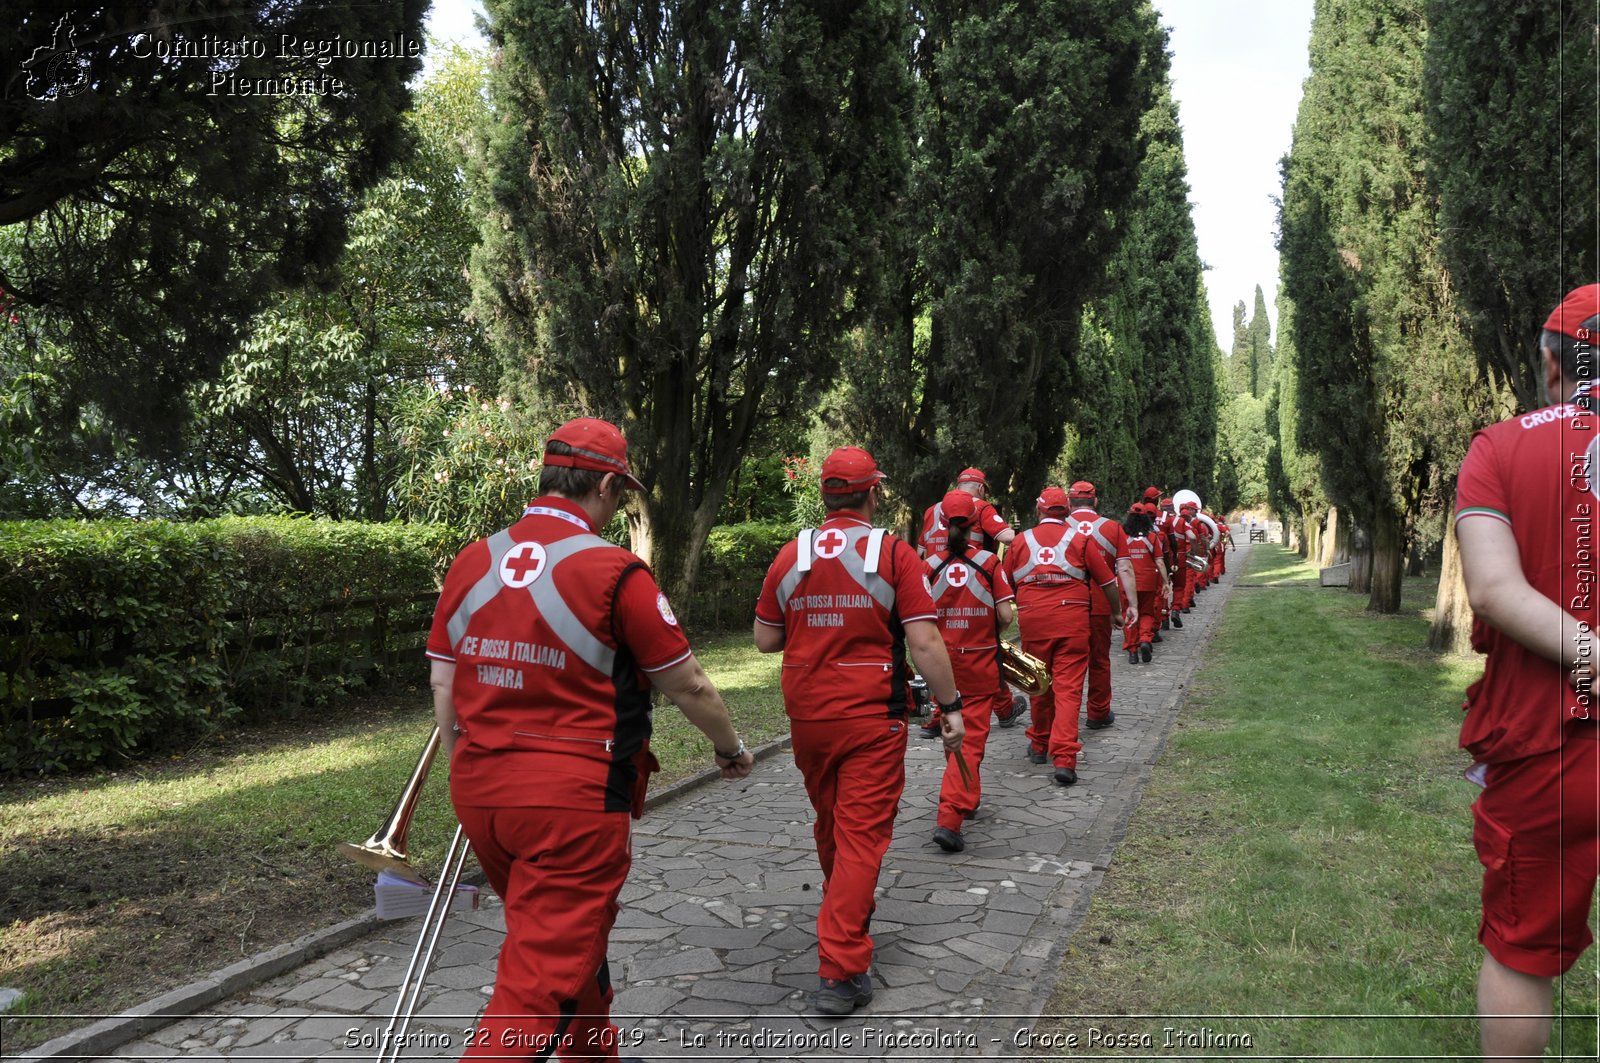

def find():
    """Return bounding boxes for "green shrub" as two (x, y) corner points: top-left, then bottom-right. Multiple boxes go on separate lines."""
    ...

(0, 518), (454, 774)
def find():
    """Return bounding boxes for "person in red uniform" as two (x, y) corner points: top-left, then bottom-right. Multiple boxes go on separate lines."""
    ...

(1121, 503), (1169, 664)
(925, 490), (1016, 852)
(1067, 481), (1136, 730)
(754, 446), (963, 1016)
(1454, 284), (1600, 1062)
(919, 467), (1016, 557)
(427, 417), (755, 1063)
(918, 467), (1018, 735)
(1171, 500), (1199, 613)
(1157, 496), (1185, 630)
(1003, 487), (1128, 785)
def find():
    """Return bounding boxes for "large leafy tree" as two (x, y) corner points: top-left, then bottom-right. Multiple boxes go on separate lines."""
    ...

(0, 1), (428, 448)
(470, 0), (913, 600)
(1279, 0), (1478, 613)
(839, 0), (1167, 526)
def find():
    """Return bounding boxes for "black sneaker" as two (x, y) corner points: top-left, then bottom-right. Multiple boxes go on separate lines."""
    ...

(1161, 619), (1170, 631)
(812, 973), (874, 1016)
(1171, 614), (1183, 629)
(1127, 649), (1139, 664)
(1085, 711), (1115, 730)
(1027, 747), (1048, 765)
(933, 826), (965, 852)
(918, 722), (942, 738)
(1053, 766), (1078, 786)
(1139, 641), (1152, 663)
(997, 691), (1026, 728)
(1152, 631), (1164, 643)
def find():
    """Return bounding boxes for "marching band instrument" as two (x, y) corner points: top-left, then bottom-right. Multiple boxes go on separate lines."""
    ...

(1000, 640), (1052, 696)
(338, 725), (441, 885)
(377, 824), (474, 1062)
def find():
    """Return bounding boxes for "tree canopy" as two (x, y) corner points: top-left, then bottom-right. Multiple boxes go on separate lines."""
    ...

(1, 1), (426, 446)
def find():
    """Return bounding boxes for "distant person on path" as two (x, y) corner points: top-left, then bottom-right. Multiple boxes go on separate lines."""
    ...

(426, 417), (754, 1063)
(1454, 284), (1600, 1063)
(754, 446), (963, 1017)
(1003, 486), (1127, 785)
(1068, 481), (1136, 730)
(918, 467), (1017, 736)
(924, 489), (1016, 853)
(1121, 502), (1168, 665)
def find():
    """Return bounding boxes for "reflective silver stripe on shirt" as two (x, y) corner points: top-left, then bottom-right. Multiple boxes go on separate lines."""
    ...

(1081, 514), (1117, 557)
(445, 529), (620, 675)
(931, 560), (997, 609)
(1012, 527), (1086, 583)
(774, 525), (896, 615)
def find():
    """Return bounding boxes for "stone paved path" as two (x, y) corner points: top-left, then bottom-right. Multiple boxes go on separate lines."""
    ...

(28, 552), (1242, 1062)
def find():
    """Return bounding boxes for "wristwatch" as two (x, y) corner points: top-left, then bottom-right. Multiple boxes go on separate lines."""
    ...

(935, 693), (964, 715)
(715, 739), (747, 761)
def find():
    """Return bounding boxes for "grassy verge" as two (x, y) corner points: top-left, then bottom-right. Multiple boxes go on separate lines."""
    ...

(0, 630), (784, 1051)
(1035, 544), (1599, 1059)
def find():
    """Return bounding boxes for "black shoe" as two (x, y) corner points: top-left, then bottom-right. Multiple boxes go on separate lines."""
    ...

(1152, 631), (1164, 643)
(998, 691), (1026, 728)
(1183, 607), (1192, 613)
(1127, 649), (1139, 664)
(933, 826), (965, 852)
(1171, 614), (1183, 629)
(1085, 711), (1115, 730)
(1027, 747), (1048, 765)
(918, 722), (942, 739)
(1139, 641), (1152, 663)
(812, 973), (874, 1016)
(1053, 767), (1078, 786)
(1161, 619), (1170, 631)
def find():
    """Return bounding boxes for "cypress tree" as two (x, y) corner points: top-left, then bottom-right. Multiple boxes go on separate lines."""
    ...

(469, 0), (912, 600)
(1248, 284), (1272, 398)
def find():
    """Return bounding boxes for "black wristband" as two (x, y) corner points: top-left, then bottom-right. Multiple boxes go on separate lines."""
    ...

(715, 739), (747, 761)
(935, 693), (964, 715)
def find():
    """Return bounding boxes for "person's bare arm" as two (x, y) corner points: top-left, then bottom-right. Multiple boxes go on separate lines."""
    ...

(996, 600), (1015, 632)
(753, 618), (784, 653)
(1458, 515), (1592, 685)
(430, 659), (458, 759)
(904, 619), (965, 752)
(649, 654), (754, 777)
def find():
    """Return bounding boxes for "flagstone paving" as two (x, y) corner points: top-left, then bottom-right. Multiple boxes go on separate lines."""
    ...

(23, 553), (1245, 1062)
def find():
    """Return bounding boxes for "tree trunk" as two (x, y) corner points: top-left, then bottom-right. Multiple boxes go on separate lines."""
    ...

(1429, 504), (1475, 653)
(1321, 505), (1349, 567)
(1302, 513), (1318, 559)
(1405, 540), (1426, 578)
(1367, 506), (1404, 612)
(1349, 524), (1372, 594)
(629, 490), (726, 620)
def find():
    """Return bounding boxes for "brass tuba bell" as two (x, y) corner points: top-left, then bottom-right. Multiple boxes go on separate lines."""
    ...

(999, 640), (1052, 697)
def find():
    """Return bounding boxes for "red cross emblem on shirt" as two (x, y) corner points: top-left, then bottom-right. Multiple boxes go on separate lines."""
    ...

(499, 541), (548, 588)
(813, 528), (848, 559)
(945, 563), (969, 588)
(1037, 546), (1056, 565)
(1079, 520), (1095, 535)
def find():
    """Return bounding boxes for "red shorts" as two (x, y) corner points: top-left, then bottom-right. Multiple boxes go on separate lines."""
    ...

(1472, 724), (1600, 977)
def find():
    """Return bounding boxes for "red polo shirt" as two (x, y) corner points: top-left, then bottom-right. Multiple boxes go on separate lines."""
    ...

(1069, 508), (1130, 615)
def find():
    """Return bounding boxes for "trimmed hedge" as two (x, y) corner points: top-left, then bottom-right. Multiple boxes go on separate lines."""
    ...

(0, 518), (456, 774)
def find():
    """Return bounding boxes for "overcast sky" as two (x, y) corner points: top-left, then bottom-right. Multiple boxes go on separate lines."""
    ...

(422, 0), (1315, 352)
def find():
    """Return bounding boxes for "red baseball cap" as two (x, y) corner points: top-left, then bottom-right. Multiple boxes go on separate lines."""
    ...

(1069, 480), (1096, 497)
(1180, 500), (1199, 513)
(1143, 486), (1161, 501)
(820, 446), (886, 495)
(1543, 284), (1600, 340)
(1159, 496), (1174, 508)
(1037, 486), (1071, 513)
(544, 418), (644, 491)
(941, 489), (976, 525)
(957, 467), (988, 487)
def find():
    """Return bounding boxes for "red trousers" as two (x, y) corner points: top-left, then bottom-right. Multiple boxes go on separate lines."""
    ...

(791, 715), (908, 980)
(1172, 563), (1193, 610)
(1086, 612), (1113, 719)
(1122, 589), (1160, 650)
(937, 653), (1004, 831)
(1022, 618), (1091, 769)
(454, 805), (631, 1062)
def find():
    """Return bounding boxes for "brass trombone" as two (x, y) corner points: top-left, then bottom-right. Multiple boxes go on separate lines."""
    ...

(341, 725), (479, 1061)
(338, 725), (441, 885)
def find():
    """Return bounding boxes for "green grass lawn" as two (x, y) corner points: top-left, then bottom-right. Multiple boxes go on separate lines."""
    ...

(0, 629), (784, 1051)
(1038, 543), (1599, 1059)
